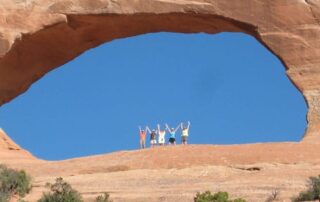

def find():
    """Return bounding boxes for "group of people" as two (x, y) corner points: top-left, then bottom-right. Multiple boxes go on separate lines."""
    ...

(138, 121), (191, 149)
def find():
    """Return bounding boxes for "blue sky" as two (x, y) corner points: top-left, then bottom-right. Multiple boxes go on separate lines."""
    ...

(0, 32), (307, 160)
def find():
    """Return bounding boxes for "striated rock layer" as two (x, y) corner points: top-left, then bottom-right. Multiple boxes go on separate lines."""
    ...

(0, 0), (320, 142)
(2, 141), (320, 201)
(1, 2), (320, 201)
(0, 128), (21, 150)
(0, 128), (39, 167)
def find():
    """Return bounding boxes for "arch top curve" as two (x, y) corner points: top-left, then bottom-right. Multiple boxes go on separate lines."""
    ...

(0, 0), (320, 142)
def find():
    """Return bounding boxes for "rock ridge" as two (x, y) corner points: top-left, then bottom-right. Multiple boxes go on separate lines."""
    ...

(0, 128), (21, 150)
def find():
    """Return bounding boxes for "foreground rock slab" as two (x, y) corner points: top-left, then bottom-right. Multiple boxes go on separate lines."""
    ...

(25, 162), (320, 202)
(1, 139), (320, 201)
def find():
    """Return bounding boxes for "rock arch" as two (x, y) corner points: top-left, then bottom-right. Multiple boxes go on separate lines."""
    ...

(0, 0), (319, 142)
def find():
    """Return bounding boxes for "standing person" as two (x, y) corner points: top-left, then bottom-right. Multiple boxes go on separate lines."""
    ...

(146, 126), (157, 148)
(181, 121), (190, 145)
(157, 124), (166, 146)
(165, 124), (180, 145)
(139, 126), (147, 149)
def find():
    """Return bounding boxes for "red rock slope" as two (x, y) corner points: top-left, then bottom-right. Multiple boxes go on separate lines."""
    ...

(0, 128), (41, 170)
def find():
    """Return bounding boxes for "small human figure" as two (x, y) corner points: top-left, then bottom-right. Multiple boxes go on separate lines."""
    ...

(157, 124), (166, 146)
(165, 123), (180, 145)
(146, 126), (157, 148)
(139, 126), (147, 149)
(181, 121), (190, 145)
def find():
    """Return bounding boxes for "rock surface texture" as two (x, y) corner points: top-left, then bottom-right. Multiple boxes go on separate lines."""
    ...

(0, 128), (39, 166)
(1, 134), (320, 201)
(0, 128), (21, 150)
(1, 1), (320, 201)
(0, 0), (320, 142)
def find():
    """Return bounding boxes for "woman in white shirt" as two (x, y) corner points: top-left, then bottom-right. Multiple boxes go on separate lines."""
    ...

(157, 124), (166, 146)
(181, 121), (190, 145)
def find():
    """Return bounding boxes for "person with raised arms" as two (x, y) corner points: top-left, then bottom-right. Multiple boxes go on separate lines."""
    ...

(180, 121), (191, 145)
(146, 126), (157, 148)
(157, 124), (166, 146)
(138, 126), (147, 149)
(165, 123), (180, 145)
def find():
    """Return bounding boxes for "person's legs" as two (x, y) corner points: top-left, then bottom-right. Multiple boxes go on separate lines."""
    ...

(159, 138), (164, 146)
(182, 136), (187, 145)
(151, 139), (156, 148)
(142, 139), (146, 148)
(169, 138), (175, 145)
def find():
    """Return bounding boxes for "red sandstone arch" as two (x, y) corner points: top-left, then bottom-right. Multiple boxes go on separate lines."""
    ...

(0, 0), (319, 142)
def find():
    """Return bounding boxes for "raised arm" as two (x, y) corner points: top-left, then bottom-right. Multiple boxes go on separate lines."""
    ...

(157, 124), (161, 132)
(165, 124), (171, 132)
(174, 124), (180, 133)
(187, 121), (191, 129)
(146, 126), (151, 134)
(139, 126), (142, 133)
(180, 123), (183, 129)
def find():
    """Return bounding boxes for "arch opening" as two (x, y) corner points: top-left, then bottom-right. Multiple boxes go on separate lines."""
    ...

(0, 32), (307, 160)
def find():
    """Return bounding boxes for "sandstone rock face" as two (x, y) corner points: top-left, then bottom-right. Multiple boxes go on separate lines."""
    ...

(0, 128), (38, 168)
(0, 1), (320, 141)
(2, 2), (320, 200)
(4, 141), (320, 201)
(0, 128), (21, 150)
